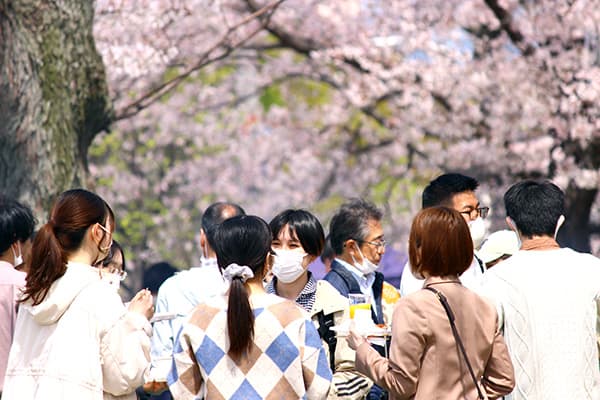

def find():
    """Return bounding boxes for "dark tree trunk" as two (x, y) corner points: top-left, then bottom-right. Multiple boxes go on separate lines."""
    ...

(556, 137), (600, 253)
(0, 0), (111, 215)
(558, 185), (597, 253)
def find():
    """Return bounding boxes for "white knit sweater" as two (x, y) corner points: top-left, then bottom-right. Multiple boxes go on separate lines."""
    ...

(482, 247), (600, 400)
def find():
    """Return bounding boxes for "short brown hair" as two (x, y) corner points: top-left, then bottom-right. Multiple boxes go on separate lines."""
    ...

(409, 207), (473, 278)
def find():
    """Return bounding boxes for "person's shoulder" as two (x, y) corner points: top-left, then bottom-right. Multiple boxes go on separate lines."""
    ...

(316, 279), (345, 299)
(315, 280), (347, 310)
(562, 247), (600, 263)
(157, 267), (202, 291)
(323, 262), (348, 287)
(263, 294), (309, 323)
(0, 264), (26, 285)
(397, 289), (431, 308)
(186, 296), (226, 325)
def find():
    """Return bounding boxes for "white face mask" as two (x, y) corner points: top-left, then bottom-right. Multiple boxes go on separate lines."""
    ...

(12, 243), (23, 267)
(351, 245), (379, 275)
(101, 273), (121, 292)
(201, 256), (218, 268)
(469, 217), (487, 249)
(554, 215), (565, 240)
(272, 249), (307, 283)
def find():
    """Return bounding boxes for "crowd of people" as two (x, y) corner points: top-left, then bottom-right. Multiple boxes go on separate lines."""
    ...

(0, 172), (599, 400)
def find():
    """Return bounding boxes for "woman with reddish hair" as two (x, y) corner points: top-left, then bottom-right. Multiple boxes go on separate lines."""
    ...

(347, 207), (515, 399)
(3, 189), (154, 400)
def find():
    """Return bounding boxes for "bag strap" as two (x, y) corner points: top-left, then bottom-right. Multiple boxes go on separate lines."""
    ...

(424, 286), (485, 400)
(316, 310), (337, 371)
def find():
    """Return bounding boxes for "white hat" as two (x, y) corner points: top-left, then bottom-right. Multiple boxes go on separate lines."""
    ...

(477, 230), (520, 264)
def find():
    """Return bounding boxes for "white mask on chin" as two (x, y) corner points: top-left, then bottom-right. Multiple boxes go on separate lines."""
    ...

(469, 217), (487, 249)
(272, 249), (307, 283)
(101, 273), (121, 291)
(351, 245), (379, 275)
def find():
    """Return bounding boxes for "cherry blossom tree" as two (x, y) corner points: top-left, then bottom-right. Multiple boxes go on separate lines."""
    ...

(4, 0), (595, 281)
(90, 0), (599, 276)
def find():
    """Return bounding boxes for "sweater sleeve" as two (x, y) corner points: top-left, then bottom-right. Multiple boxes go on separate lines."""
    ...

(168, 325), (204, 400)
(149, 282), (175, 382)
(302, 319), (333, 399)
(101, 310), (152, 396)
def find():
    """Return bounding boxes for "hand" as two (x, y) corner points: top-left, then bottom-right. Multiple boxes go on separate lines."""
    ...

(346, 321), (368, 351)
(128, 289), (154, 320)
(143, 381), (168, 394)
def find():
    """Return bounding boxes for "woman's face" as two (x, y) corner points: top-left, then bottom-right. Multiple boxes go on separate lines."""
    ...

(272, 224), (313, 268)
(106, 249), (124, 274)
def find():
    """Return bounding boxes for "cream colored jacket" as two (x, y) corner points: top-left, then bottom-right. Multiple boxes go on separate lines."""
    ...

(311, 280), (373, 399)
(2, 262), (151, 400)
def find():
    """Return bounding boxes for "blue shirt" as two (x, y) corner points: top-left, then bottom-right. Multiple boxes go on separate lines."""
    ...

(149, 258), (226, 382)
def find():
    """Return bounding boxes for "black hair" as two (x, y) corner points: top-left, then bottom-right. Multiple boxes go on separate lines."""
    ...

(504, 180), (565, 238)
(102, 240), (126, 272)
(213, 215), (272, 360)
(201, 202), (246, 251)
(422, 173), (479, 208)
(143, 261), (178, 294)
(329, 198), (383, 255)
(0, 195), (36, 254)
(320, 235), (335, 263)
(269, 209), (325, 257)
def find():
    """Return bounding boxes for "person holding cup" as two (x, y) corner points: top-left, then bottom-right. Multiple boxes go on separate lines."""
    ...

(347, 207), (514, 399)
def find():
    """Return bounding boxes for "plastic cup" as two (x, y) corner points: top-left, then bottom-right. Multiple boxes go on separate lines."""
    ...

(348, 293), (371, 320)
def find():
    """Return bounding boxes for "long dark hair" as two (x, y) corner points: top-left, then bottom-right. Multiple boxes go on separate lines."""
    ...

(213, 215), (272, 360)
(21, 189), (114, 305)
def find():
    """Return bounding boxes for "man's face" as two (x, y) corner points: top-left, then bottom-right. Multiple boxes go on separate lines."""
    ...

(450, 191), (480, 223)
(357, 219), (386, 265)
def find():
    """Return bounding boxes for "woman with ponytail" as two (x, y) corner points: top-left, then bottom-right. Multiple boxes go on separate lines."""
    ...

(2, 189), (154, 400)
(168, 215), (332, 399)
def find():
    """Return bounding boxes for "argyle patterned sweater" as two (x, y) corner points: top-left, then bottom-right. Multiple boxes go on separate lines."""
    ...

(168, 293), (332, 399)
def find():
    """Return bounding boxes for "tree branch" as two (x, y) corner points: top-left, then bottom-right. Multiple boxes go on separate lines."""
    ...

(114, 0), (286, 121)
(243, 0), (372, 73)
(482, 0), (536, 56)
(193, 71), (308, 111)
(244, 0), (324, 55)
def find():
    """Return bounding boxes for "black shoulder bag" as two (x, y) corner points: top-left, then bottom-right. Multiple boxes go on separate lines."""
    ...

(424, 286), (485, 400)
(316, 310), (337, 371)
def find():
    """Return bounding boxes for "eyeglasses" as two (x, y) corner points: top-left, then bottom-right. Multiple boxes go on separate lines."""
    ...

(105, 266), (128, 281)
(460, 207), (489, 219)
(361, 239), (387, 249)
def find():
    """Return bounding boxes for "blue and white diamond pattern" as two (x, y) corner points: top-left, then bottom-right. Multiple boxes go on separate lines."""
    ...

(265, 331), (300, 372)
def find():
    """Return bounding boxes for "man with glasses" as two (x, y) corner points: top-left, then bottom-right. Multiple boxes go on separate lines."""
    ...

(324, 199), (391, 400)
(324, 198), (388, 326)
(399, 173), (489, 296)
